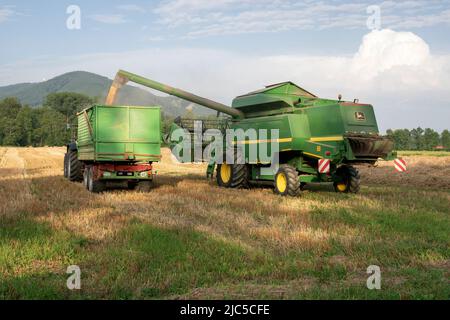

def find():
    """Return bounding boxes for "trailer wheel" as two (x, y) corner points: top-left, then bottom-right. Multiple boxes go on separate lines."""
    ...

(333, 165), (360, 194)
(274, 165), (301, 197)
(68, 151), (83, 182)
(87, 166), (105, 193)
(136, 181), (153, 192)
(63, 153), (69, 178)
(83, 167), (89, 189)
(128, 181), (138, 190)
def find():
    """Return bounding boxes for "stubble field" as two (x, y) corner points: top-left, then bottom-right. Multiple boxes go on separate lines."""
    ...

(0, 147), (448, 299)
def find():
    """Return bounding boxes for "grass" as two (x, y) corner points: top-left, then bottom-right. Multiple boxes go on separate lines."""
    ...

(0, 147), (448, 300)
(397, 150), (450, 157)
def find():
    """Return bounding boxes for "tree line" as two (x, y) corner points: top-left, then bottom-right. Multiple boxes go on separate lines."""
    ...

(0, 93), (174, 147)
(0, 93), (448, 150)
(386, 128), (450, 151)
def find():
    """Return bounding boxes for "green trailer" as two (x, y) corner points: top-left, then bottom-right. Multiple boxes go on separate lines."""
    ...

(64, 105), (162, 193)
(105, 70), (396, 197)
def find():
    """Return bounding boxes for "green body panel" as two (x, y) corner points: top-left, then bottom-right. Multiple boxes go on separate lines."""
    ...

(77, 105), (161, 162)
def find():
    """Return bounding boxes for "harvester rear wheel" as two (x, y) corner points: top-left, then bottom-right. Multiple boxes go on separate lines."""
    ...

(333, 165), (360, 194)
(87, 166), (105, 193)
(274, 165), (301, 197)
(68, 151), (83, 182)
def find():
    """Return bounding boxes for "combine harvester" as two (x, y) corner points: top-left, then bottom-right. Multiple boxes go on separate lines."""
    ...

(64, 104), (161, 192)
(103, 70), (396, 196)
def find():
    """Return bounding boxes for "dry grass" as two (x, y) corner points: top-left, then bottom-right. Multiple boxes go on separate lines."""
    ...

(360, 155), (450, 189)
(0, 147), (449, 300)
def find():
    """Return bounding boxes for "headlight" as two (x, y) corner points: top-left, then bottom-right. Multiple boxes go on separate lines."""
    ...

(103, 172), (112, 177)
(140, 172), (148, 178)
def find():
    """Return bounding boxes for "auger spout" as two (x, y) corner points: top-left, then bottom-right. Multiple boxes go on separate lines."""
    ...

(106, 70), (245, 119)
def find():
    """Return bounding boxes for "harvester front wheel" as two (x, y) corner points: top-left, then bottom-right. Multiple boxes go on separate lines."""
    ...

(274, 165), (301, 197)
(333, 165), (360, 194)
(68, 151), (83, 182)
(216, 154), (249, 189)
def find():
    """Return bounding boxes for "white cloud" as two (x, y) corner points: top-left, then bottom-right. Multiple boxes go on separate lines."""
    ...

(90, 14), (127, 24)
(0, 6), (15, 23)
(116, 4), (146, 13)
(144, 36), (164, 41)
(0, 29), (449, 130)
(351, 29), (430, 79)
(154, 0), (450, 37)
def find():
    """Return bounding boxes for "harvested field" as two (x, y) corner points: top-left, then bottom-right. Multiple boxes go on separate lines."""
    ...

(0, 147), (449, 299)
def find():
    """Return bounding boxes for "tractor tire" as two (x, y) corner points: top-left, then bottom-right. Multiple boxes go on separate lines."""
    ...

(216, 151), (249, 189)
(217, 162), (233, 188)
(63, 153), (69, 178)
(87, 166), (105, 193)
(136, 181), (153, 193)
(68, 150), (83, 182)
(333, 165), (361, 194)
(83, 167), (89, 189)
(128, 181), (138, 190)
(274, 164), (301, 197)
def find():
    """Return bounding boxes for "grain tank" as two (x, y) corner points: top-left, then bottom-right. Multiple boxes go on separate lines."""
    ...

(106, 70), (396, 196)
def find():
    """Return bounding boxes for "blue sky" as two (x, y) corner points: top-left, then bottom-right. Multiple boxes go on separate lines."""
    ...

(1, 0), (450, 130)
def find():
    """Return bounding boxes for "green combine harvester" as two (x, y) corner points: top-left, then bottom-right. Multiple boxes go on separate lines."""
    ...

(105, 70), (396, 196)
(64, 105), (161, 193)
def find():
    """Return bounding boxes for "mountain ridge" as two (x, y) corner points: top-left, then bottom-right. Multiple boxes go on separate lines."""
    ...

(0, 71), (212, 117)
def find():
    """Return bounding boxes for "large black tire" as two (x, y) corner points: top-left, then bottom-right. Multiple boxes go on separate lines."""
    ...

(83, 167), (89, 189)
(216, 150), (249, 189)
(128, 181), (138, 190)
(87, 166), (105, 193)
(333, 165), (361, 194)
(68, 151), (83, 182)
(136, 181), (153, 193)
(274, 164), (301, 197)
(63, 153), (69, 178)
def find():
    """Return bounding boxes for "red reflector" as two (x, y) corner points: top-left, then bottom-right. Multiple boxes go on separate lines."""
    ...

(325, 151), (331, 156)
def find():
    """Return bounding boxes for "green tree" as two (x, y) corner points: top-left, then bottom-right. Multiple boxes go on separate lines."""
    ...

(386, 129), (411, 150)
(423, 128), (440, 150)
(0, 97), (24, 145)
(44, 92), (93, 125)
(410, 127), (424, 150)
(15, 106), (34, 146)
(441, 130), (450, 149)
(32, 107), (69, 146)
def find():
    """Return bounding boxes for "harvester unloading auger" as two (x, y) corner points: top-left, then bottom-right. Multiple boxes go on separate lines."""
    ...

(106, 70), (396, 196)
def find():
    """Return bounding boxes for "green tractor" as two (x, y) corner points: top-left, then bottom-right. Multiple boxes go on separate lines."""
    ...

(106, 70), (396, 196)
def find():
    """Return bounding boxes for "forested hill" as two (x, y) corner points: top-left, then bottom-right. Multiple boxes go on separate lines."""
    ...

(0, 71), (212, 117)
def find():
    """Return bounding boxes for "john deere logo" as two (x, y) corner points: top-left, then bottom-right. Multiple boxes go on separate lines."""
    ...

(355, 112), (366, 121)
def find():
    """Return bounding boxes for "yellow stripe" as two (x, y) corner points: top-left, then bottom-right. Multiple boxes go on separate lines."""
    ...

(233, 138), (293, 145)
(309, 136), (344, 142)
(303, 152), (323, 159)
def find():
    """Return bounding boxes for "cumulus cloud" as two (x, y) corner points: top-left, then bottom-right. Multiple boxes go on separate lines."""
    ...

(116, 4), (146, 13)
(350, 29), (430, 80)
(0, 29), (448, 130)
(90, 14), (127, 24)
